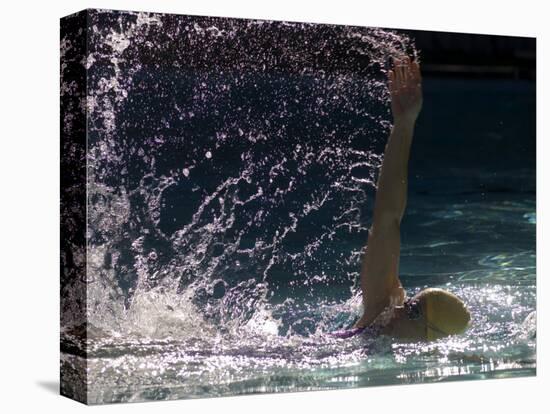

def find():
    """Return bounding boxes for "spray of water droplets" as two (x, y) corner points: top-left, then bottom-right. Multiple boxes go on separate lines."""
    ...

(60, 10), (536, 404)
(59, 10), (421, 342)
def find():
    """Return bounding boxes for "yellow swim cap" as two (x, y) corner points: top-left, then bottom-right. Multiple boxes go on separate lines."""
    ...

(413, 288), (471, 340)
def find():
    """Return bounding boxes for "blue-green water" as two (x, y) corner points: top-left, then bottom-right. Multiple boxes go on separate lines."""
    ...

(61, 77), (535, 404)
(60, 11), (535, 404)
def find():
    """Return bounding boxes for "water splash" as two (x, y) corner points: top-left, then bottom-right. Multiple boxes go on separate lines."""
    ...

(60, 9), (420, 341)
(60, 11), (536, 403)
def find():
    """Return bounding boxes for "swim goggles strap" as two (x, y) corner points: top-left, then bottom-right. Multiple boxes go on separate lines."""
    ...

(328, 326), (367, 339)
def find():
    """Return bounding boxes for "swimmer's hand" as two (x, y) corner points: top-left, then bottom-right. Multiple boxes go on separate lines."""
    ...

(388, 57), (423, 125)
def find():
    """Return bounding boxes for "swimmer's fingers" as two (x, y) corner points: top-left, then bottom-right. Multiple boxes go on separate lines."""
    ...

(403, 56), (412, 83)
(396, 58), (406, 86)
(391, 58), (400, 82)
(411, 64), (422, 105)
(389, 56), (422, 96)
(390, 58), (405, 92)
(412, 59), (421, 80)
(411, 59), (422, 88)
(388, 70), (398, 96)
(403, 57), (421, 90)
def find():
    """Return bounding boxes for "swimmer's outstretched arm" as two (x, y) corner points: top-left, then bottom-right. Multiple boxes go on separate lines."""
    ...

(354, 57), (423, 328)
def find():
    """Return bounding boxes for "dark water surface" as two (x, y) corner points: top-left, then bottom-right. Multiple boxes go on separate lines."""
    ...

(60, 10), (535, 404)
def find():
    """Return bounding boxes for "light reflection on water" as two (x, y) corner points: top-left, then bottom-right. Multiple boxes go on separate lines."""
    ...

(60, 10), (535, 404)
(64, 270), (536, 403)
(61, 181), (536, 404)
(61, 164), (536, 405)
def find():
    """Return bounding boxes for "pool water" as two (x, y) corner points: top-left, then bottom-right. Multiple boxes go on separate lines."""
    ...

(60, 11), (535, 404)
(61, 76), (535, 404)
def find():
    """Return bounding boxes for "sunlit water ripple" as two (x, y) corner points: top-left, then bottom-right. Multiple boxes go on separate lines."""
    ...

(60, 9), (536, 404)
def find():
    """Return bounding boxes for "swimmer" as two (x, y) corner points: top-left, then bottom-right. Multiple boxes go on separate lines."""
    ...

(333, 57), (470, 341)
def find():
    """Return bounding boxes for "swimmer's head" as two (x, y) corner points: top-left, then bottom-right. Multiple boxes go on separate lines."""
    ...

(385, 288), (470, 341)
(413, 288), (471, 340)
